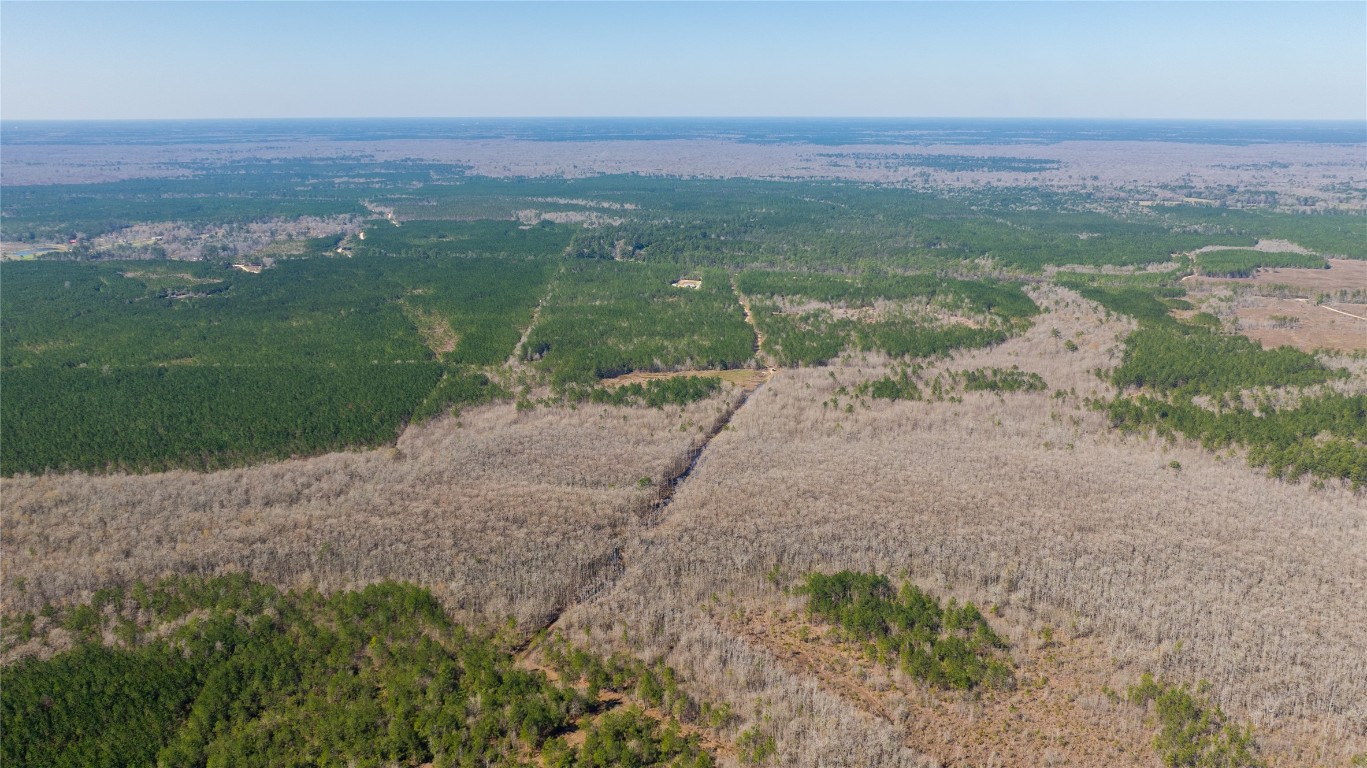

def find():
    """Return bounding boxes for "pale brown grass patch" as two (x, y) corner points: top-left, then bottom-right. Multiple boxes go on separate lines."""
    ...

(1232, 297), (1367, 352)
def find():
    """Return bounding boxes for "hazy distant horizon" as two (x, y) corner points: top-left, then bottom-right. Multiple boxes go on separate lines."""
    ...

(4, 116), (1364, 148)
(2, 2), (1363, 122)
(5, 116), (1366, 123)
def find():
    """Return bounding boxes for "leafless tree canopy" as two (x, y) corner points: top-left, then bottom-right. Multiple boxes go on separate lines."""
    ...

(2, 395), (739, 632)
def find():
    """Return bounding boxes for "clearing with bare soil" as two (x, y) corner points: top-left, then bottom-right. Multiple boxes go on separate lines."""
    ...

(1229, 296), (1367, 352)
(1181, 257), (1367, 350)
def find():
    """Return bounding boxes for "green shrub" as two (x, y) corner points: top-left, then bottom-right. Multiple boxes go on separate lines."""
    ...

(1127, 674), (1265, 768)
(959, 366), (1047, 393)
(799, 571), (1012, 690)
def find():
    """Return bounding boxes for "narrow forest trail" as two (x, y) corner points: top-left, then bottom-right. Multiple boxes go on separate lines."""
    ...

(540, 380), (764, 618)
(506, 380), (767, 758)
(516, 364), (771, 648)
(506, 270), (781, 758)
(629, 276), (782, 525)
(732, 275), (777, 374)
(1296, 297), (1367, 322)
(503, 264), (772, 635)
(507, 301), (546, 367)
(507, 262), (565, 367)
(520, 275), (782, 623)
(641, 385), (757, 525)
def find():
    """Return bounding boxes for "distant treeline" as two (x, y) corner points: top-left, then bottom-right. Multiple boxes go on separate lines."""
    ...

(9, 167), (1362, 272)
(815, 152), (1063, 173)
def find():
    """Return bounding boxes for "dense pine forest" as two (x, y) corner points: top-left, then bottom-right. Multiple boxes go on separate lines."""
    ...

(3, 576), (716, 768)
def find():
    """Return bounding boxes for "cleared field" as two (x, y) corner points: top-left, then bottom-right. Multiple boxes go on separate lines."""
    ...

(1229, 296), (1367, 352)
(1185, 257), (1367, 295)
(1179, 256), (1367, 352)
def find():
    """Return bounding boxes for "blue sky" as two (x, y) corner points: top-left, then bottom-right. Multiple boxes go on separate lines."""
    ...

(2, 1), (1363, 120)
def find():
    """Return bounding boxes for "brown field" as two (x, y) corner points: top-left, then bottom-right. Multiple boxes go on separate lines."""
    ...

(1184, 257), (1367, 295)
(3, 286), (1364, 767)
(1230, 296), (1367, 352)
(1182, 257), (1367, 351)
(1251, 258), (1367, 291)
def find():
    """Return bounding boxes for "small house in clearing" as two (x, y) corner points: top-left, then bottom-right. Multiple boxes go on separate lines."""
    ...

(672, 278), (702, 289)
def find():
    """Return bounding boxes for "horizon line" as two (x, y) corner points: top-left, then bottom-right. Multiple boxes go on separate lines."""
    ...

(4, 115), (1367, 124)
